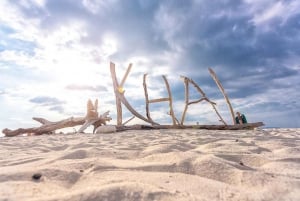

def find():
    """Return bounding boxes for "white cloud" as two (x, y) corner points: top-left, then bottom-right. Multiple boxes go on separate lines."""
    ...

(247, 0), (300, 29)
(0, 1), (42, 42)
(19, 0), (47, 9)
(153, 4), (187, 51)
(82, 0), (116, 14)
(253, 2), (284, 25)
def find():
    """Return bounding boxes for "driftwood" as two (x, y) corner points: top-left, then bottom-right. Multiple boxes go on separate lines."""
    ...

(2, 117), (85, 137)
(2, 99), (112, 137)
(110, 62), (159, 125)
(110, 62), (263, 129)
(3, 62), (264, 136)
(143, 74), (155, 124)
(116, 122), (264, 131)
(143, 74), (178, 125)
(180, 76), (227, 125)
(208, 68), (236, 125)
(162, 75), (178, 125)
(110, 62), (122, 125)
(122, 116), (135, 126)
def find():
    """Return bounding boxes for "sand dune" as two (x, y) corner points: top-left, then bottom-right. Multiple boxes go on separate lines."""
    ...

(0, 128), (299, 200)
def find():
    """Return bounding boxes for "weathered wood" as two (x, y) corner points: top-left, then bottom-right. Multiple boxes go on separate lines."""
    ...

(116, 122), (264, 131)
(143, 74), (153, 122)
(191, 77), (226, 125)
(143, 74), (176, 125)
(180, 76), (226, 125)
(94, 99), (98, 112)
(118, 122), (263, 130)
(110, 62), (123, 125)
(181, 77), (189, 124)
(2, 99), (111, 137)
(115, 90), (159, 125)
(78, 119), (98, 133)
(2, 117), (85, 137)
(110, 62), (159, 125)
(187, 77), (226, 125)
(92, 111), (111, 133)
(79, 99), (108, 133)
(122, 116), (135, 126)
(32, 117), (51, 125)
(143, 74), (177, 125)
(2, 62), (264, 137)
(148, 98), (170, 103)
(188, 77), (206, 97)
(193, 122), (264, 130)
(209, 68), (236, 125)
(162, 75), (177, 125)
(120, 63), (132, 87)
(188, 98), (210, 105)
(86, 99), (98, 120)
(2, 113), (112, 137)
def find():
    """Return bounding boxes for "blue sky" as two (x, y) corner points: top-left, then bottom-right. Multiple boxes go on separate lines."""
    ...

(0, 0), (299, 131)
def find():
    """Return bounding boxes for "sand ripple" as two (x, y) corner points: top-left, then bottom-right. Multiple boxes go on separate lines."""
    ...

(0, 128), (299, 201)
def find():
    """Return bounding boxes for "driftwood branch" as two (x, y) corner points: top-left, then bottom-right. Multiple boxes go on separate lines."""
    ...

(120, 63), (132, 88)
(143, 74), (154, 123)
(110, 62), (123, 125)
(188, 98), (208, 106)
(143, 74), (177, 125)
(3, 117), (85, 137)
(162, 75), (177, 125)
(122, 116), (135, 126)
(208, 68), (236, 125)
(180, 76), (227, 125)
(3, 113), (112, 137)
(185, 76), (226, 125)
(32, 117), (52, 125)
(181, 77), (189, 125)
(110, 62), (158, 125)
(2, 99), (112, 137)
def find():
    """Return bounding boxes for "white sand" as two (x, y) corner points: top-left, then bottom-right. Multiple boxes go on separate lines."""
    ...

(0, 128), (299, 201)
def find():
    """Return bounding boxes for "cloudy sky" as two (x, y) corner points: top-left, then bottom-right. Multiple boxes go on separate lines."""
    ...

(0, 0), (299, 132)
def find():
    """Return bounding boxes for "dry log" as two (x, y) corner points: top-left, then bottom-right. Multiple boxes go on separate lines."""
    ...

(2, 117), (85, 137)
(187, 122), (264, 130)
(2, 99), (112, 137)
(116, 122), (264, 131)
(2, 112), (112, 137)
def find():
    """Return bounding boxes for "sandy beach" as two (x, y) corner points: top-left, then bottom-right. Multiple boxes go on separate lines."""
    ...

(0, 128), (299, 201)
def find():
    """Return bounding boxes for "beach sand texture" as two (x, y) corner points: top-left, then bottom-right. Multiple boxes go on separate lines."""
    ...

(0, 128), (299, 201)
